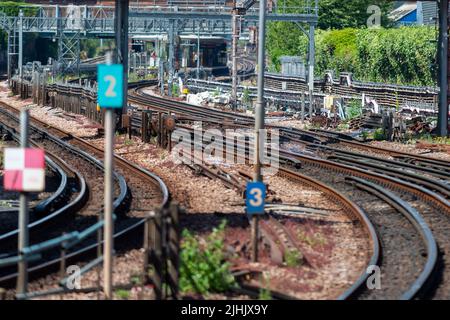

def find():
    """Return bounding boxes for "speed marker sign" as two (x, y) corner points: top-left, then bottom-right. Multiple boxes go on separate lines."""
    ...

(97, 64), (124, 109)
(246, 182), (266, 215)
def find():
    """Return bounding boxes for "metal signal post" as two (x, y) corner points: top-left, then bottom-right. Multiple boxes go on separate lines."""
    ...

(17, 109), (29, 295)
(98, 52), (123, 299)
(252, 0), (267, 263)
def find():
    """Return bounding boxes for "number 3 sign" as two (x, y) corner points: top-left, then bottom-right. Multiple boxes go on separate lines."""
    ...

(246, 182), (266, 215)
(97, 64), (124, 108)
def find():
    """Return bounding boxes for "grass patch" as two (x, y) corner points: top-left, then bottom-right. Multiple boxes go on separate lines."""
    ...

(284, 249), (303, 267)
(115, 289), (130, 300)
(258, 275), (272, 300)
(298, 230), (327, 248)
(179, 220), (236, 295)
(410, 133), (450, 145)
(372, 128), (386, 141)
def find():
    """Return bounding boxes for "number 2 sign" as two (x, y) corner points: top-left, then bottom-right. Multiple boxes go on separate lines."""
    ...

(246, 182), (266, 215)
(97, 64), (124, 108)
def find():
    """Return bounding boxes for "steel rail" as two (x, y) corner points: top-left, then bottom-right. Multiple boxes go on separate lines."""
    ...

(0, 123), (88, 243)
(327, 155), (450, 198)
(189, 134), (440, 299)
(0, 101), (169, 287)
(281, 149), (450, 215)
(185, 136), (380, 300)
(346, 177), (438, 300)
(131, 86), (450, 218)
(130, 86), (450, 171)
(0, 168), (85, 244)
(277, 126), (450, 170)
(312, 144), (450, 180)
(277, 168), (380, 300)
(180, 121), (450, 216)
(0, 126), (70, 217)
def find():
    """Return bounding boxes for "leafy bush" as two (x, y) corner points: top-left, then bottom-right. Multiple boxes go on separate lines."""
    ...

(267, 25), (437, 86)
(258, 275), (272, 300)
(361, 130), (369, 141)
(345, 100), (362, 120)
(0, 1), (36, 16)
(242, 87), (251, 106)
(373, 128), (386, 141)
(115, 289), (130, 300)
(172, 82), (180, 97)
(284, 249), (303, 267)
(179, 220), (235, 295)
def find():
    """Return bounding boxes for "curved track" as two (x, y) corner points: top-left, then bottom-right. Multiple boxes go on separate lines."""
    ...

(128, 86), (449, 299)
(0, 101), (169, 290)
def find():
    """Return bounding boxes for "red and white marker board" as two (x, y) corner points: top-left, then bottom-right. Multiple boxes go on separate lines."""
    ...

(3, 148), (45, 192)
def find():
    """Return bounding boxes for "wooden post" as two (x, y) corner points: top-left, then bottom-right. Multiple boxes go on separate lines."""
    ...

(167, 202), (180, 299)
(150, 207), (163, 299)
(158, 112), (163, 147)
(141, 111), (148, 143)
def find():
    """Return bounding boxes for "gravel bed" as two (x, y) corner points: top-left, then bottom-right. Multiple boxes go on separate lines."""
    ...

(286, 150), (436, 299)
(369, 141), (450, 162)
(0, 86), (373, 300)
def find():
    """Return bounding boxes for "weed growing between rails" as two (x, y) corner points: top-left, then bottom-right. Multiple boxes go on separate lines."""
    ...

(170, 122), (280, 178)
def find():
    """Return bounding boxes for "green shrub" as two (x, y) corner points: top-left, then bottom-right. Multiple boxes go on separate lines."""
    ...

(179, 220), (235, 295)
(267, 25), (437, 86)
(242, 87), (251, 106)
(115, 289), (130, 300)
(361, 130), (369, 141)
(373, 128), (385, 141)
(172, 83), (180, 97)
(258, 275), (272, 300)
(284, 249), (303, 267)
(345, 100), (362, 120)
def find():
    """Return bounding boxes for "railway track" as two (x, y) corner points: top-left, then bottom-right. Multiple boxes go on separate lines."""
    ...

(3, 82), (449, 299)
(285, 162), (440, 299)
(128, 88), (450, 298)
(280, 149), (450, 299)
(188, 133), (443, 299)
(0, 133), (71, 231)
(187, 157), (379, 299)
(0, 126), (88, 245)
(0, 101), (169, 292)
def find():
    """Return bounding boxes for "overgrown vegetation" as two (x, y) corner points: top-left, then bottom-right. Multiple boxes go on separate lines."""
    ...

(242, 87), (252, 107)
(284, 249), (303, 267)
(298, 230), (327, 248)
(0, 1), (36, 16)
(258, 275), (272, 300)
(373, 128), (386, 141)
(407, 133), (450, 145)
(267, 0), (436, 86)
(172, 82), (180, 97)
(128, 71), (157, 83)
(179, 220), (236, 295)
(268, 26), (437, 86)
(345, 100), (362, 120)
(115, 289), (130, 300)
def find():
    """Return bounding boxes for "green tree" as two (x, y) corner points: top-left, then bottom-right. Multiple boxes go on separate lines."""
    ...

(267, 23), (437, 86)
(318, 0), (393, 29)
(267, 0), (393, 71)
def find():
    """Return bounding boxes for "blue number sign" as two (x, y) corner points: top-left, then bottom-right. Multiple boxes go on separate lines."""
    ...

(97, 64), (124, 108)
(246, 182), (266, 215)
